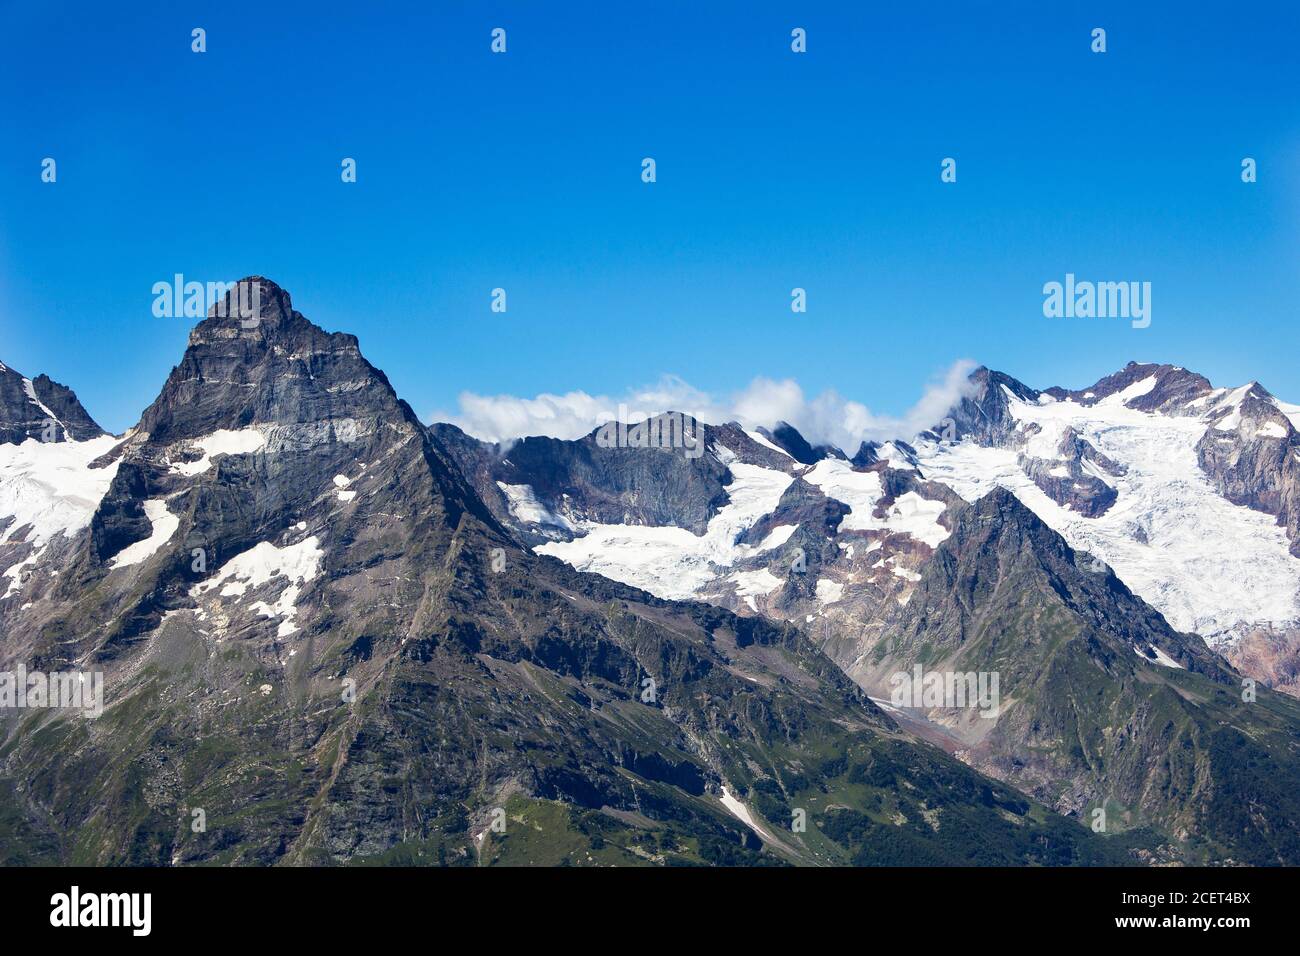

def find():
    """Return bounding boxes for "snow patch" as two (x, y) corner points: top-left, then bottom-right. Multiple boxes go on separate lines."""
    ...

(803, 460), (884, 531)
(1254, 421), (1288, 440)
(172, 428), (266, 476)
(1102, 375), (1157, 406)
(191, 536), (324, 636)
(710, 443), (737, 466)
(754, 524), (797, 551)
(0, 435), (120, 546)
(535, 463), (793, 599)
(1272, 398), (1300, 431)
(804, 460), (949, 546)
(497, 482), (574, 531)
(3, 552), (40, 599)
(110, 499), (180, 568)
(1142, 645), (1184, 669)
(719, 786), (770, 841)
(815, 578), (844, 605)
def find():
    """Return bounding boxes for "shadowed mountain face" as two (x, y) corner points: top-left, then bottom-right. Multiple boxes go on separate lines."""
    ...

(860, 489), (1300, 864)
(0, 280), (1131, 867)
(0, 361), (105, 445)
(431, 418), (796, 540)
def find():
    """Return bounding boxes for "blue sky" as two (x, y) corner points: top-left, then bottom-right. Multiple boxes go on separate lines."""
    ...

(1, 0), (1297, 437)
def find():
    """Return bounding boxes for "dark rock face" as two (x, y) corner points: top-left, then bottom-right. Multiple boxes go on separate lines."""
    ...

(0, 362), (105, 444)
(135, 278), (421, 446)
(1017, 426), (1123, 517)
(882, 488), (1215, 675)
(944, 367), (1040, 446)
(432, 418), (798, 543)
(1195, 385), (1300, 556)
(740, 478), (848, 548)
(763, 422), (843, 464)
(1044, 361), (1213, 415)
(1018, 457), (1116, 517)
(850, 441), (879, 466)
(497, 421), (730, 536)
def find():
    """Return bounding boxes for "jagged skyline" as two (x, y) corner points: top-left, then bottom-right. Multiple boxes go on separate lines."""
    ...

(3, 3), (1297, 435)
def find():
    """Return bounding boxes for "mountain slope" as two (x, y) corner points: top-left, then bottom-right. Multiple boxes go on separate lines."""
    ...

(0, 280), (1130, 867)
(912, 362), (1300, 691)
(857, 487), (1300, 864)
(425, 361), (1300, 862)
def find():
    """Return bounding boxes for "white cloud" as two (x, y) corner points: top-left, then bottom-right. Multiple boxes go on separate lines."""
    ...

(433, 361), (980, 452)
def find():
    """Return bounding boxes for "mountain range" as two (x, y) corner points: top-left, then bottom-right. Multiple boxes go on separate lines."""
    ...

(3, 277), (1298, 865)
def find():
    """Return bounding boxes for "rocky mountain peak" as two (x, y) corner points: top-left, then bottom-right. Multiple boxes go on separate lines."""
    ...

(75, 278), (498, 620)
(936, 366), (1039, 445)
(1045, 361), (1214, 414)
(135, 277), (406, 447)
(0, 360), (106, 444)
(190, 276), (296, 340)
(762, 422), (844, 463)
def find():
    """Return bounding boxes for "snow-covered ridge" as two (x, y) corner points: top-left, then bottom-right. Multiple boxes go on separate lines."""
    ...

(915, 390), (1300, 642)
(745, 429), (793, 459)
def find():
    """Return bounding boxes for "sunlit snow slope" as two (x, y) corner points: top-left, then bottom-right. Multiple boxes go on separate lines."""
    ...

(914, 383), (1300, 643)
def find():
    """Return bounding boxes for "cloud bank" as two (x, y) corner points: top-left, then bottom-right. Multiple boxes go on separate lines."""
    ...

(433, 360), (980, 452)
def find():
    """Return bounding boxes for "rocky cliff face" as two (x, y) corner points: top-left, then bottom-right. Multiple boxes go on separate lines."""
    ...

(0, 361), (105, 445)
(1195, 383), (1300, 557)
(432, 417), (796, 541)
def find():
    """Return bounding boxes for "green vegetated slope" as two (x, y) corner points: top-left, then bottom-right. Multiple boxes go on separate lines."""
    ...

(855, 487), (1300, 865)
